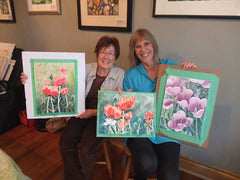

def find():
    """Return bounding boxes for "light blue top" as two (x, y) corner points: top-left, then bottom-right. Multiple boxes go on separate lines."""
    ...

(123, 59), (180, 144)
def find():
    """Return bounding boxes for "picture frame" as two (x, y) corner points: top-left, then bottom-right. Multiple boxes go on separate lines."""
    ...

(156, 65), (221, 147)
(22, 51), (85, 119)
(0, 0), (16, 23)
(153, 0), (240, 19)
(77, 0), (132, 32)
(27, 0), (61, 15)
(97, 91), (156, 138)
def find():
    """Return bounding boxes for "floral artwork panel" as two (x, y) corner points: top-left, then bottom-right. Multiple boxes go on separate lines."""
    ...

(157, 66), (220, 147)
(31, 59), (77, 116)
(22, 52), (85, 119)
(97, 91), (156, 137)
(160, 75), (210, 138)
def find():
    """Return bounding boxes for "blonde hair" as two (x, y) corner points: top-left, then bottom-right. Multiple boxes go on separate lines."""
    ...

(129, 28), (159, 68)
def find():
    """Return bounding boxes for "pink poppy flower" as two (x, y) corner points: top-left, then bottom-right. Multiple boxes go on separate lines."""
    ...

(52, 76), (67, 87)
(116, 96), (136, 111)
(104, 104), (122, 119)
(168, 110), (193, 132)
(188, 97), (207, 118)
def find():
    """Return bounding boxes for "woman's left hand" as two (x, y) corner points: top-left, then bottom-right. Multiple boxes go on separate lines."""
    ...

(76, 109), (97, 119)
(181, 61), (197, 70)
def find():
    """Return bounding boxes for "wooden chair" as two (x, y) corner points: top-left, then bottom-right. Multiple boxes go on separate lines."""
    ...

(78, 139), (112, 179)
(109, 138), (157, 180)
(95, 139), (112, 179)
(109, 138), (132, 180)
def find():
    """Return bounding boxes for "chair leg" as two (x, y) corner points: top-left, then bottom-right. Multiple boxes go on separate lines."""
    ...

(103, 140), (112, 179)
(123, 156), (132, 180)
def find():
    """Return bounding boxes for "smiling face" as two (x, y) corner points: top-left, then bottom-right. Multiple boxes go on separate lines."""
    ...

(134, 39), (154, 66)
(97, 45), (116, 72)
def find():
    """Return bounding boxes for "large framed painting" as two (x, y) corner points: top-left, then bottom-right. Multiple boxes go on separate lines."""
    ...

(0, 0), (16, 23)
(156, 65), (221, 147)
(97, 91), (156, 137)
(153, 0), (240, 19)
(22, 52), (85, 119)
(77, 0), (132, 32)
(27, 0), (61, 14)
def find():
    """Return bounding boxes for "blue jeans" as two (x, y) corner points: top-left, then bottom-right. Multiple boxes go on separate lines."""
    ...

(59, 117), (103, 180)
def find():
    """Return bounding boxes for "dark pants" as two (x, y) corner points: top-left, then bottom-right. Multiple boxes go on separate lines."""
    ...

(59, 117), (103, 180)
(127, 138), (180, 180)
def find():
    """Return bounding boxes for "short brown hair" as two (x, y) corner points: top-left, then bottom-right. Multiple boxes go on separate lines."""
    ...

(94, 36), (120, 60)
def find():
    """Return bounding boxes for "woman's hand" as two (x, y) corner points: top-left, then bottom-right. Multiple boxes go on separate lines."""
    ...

(115, 87), (123, 95)
(181, 61), (197, 70)
(115, 88), (131, 95)
(20, 72), (28, 85)
(76, 109), (97, 119)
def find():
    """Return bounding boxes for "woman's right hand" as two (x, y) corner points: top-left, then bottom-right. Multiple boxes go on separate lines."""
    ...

(20, 72), (28, 85)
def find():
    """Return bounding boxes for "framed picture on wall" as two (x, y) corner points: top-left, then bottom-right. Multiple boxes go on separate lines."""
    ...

(0, 0), (16, 23)
(77, 0), (132, 32)
(22, 51), (86, 119)
(153, 0), (240, 19)
(156, 65), (221, 147)
(27, 0), (61, 14)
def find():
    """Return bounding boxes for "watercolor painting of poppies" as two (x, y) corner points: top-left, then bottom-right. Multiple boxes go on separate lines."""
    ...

(156, 65), (220, 147)
(97, 91), (156, 138)
(22, 52), (85, 119)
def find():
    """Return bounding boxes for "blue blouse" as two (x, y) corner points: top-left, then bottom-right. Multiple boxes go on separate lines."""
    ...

(123, 59), (180, 144)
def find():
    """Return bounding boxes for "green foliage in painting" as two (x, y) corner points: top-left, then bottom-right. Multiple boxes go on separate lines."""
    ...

(97, 91), (156, 138)
(32, 60), (76, 116)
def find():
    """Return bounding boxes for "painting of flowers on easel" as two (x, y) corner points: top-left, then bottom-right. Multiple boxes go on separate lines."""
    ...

(97, 91), (156, 137)
(157, 65), (220, 147)
(31, 60), (78, 117)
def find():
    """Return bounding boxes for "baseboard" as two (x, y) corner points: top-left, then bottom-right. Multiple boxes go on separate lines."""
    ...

(180, 155), (240, 180)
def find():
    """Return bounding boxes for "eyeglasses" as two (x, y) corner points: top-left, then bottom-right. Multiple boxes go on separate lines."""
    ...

(99, 51), (115, 57)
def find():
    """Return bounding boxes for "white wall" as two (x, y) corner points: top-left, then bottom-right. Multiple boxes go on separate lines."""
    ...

(1, 0), (240, 175)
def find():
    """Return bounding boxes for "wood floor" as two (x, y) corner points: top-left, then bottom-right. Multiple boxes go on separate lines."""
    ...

(0, 125), (203, 180)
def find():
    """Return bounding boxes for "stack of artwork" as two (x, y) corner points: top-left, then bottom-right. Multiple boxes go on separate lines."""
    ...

(23, 51), (220, 147)
(97, 65), (220, 147)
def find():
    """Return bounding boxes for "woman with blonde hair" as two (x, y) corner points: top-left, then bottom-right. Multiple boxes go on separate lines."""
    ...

(123, 28), (196, 180)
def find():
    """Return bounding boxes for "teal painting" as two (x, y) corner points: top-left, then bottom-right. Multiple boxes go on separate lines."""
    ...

(157, 66), (220, 147)
(97, 91), (156, 138)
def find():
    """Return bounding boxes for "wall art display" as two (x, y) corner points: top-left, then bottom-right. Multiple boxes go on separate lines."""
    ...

(77, 0), (132, 32)
(22, 52), (85, 119)
(153, 0), (240, 19)
(0, 0), (16, 22)
(27, 0), (60, 14)
(156, 65), (221, 147)
(97, 91), (156, 137)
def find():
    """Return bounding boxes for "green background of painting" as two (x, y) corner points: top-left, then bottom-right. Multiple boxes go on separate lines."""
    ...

(97, 90), (156, 138)
(157, 68), (220, 146)
(31, 58), (78, 117)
